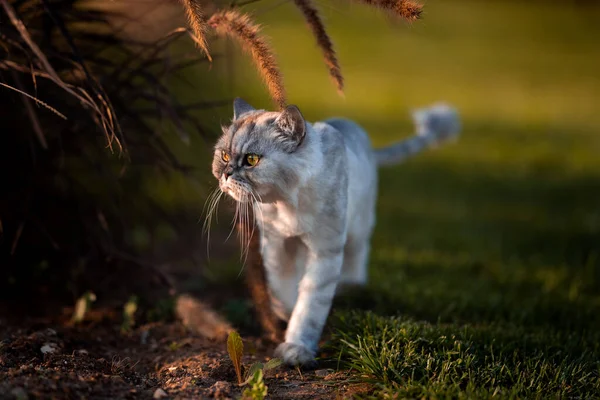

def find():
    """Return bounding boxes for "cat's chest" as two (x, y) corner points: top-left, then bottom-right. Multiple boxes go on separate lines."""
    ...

(258, 202), (311, 237)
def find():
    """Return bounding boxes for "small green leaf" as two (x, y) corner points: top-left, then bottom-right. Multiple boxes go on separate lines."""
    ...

(243, 362), (264, 385)
(121, 295), (138, 333)
(227, 331), (244, 384)
(71, 291), (96, 324)
(242, 369), (267, 400)
(263, 358), (283, 371)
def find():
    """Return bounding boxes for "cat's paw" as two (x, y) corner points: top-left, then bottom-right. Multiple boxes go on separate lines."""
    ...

(274, 342), (317, 368)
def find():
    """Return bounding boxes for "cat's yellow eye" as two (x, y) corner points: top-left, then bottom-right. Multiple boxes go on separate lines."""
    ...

(221, 151), (230, 162)
(246, 153), (260, 167)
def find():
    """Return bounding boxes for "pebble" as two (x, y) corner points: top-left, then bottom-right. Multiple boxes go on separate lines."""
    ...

(40, 343), (58, 355)
(153, 388), (168, 399)
(209, 381), (232, 398)
(315, 369), (334, 377)
(140, 330), (149, 345)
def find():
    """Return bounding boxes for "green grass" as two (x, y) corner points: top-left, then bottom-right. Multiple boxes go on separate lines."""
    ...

(179, 0), (600, 397)
(329, 312), (599, 398)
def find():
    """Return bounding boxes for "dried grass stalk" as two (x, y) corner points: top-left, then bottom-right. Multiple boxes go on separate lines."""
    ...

(0, 0), (123, 152)
(180, 0), (212, 61)
(208, 10), (286, 109)
(357, 0), (423, 21)
(293, 0), (343, 94)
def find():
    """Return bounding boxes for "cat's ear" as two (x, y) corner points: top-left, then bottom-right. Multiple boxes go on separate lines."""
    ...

(275, 105), (306, 147)
(233, 98), (255, 120)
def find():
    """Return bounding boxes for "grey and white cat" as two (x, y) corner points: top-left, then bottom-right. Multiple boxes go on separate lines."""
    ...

(211, 98), (460, 366)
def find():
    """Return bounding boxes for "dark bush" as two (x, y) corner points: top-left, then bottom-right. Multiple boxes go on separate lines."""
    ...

(0, 0), (219, 313)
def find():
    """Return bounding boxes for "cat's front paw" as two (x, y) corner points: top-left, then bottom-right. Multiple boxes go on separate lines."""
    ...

(274, 342), (317, 368)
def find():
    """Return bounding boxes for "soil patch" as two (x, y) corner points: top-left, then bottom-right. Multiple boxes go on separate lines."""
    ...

(0, 310), (370, 399)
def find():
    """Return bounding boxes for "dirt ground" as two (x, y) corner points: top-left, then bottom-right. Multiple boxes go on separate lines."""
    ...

(0, 308), (370, 400)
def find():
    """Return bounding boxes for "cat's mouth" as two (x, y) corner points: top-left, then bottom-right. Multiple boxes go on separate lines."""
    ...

(221, 179), (252, 203)
(225, 188), (250, 203)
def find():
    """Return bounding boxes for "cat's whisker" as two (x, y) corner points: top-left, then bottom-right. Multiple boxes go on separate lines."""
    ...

(227, 186), (254, 269)
(201, 187), (219, 230)
(201, 188), (215, 220)
(238, 194), (245, 261)
(242, 193), (252, 263)
(249, 190), (264, 253)
(203, 188), (223, 234)
(246, 197), (255, 260)
(206, 191), (224, 228)
(242, 198), (247, 262)
(211, 190), (225, 226)
(202, 187), (225, 260)
(237, 193), (255, 275)
(226, 194), (241, 243)
(238, 192), (248, 265)
(203, 186), (221, 215)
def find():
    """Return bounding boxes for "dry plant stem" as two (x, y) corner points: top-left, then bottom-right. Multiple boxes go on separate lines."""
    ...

(9, 71), (48, 149)
(0, 81), (67, 121)
(356, 0), (423, 21)
(240, 212), (283, 343)
(293, 0), (343, 94)
(41, 0), (125, 154)
(0, 0), (123, 152)
(180, 0), (212, 61)
(208, 10), (286, 109)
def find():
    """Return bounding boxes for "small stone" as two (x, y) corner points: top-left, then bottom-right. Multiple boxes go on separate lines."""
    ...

(40, 343), (58, 355)
(153, 388), (168, 399)
(75, 349), (88, 356)
(45, 328), (57, 336)
(315, 369), (334, 377)
(140, 330), (149, 345)
(209, 381), (232, 398)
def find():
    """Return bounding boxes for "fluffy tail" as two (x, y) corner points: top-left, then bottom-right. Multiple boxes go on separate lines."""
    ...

(374, 103), (461, 167)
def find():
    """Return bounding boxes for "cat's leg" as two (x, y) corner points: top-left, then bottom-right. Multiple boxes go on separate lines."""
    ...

(261, 234), (305, 321)
(243, 222), (283, 342)
(338, 204), (375, 289)
(339, 241), (370, 287)
(275, 239), (344, 366)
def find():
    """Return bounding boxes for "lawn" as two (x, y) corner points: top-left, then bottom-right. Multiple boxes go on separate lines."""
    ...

(185, 0), (600, 397)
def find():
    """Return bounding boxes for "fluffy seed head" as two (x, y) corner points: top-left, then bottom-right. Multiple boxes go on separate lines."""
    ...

(293, 0), (343, 94)
(208, 10), (286, 109)
(180, 0), (212, 61)
(357, 0), (423, 22)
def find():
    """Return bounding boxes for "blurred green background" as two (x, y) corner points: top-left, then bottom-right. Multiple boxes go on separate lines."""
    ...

(200, 2), (600, 395)
(183, 0), (600, 317)
(3, 0), (599, 395)
(102, 0), (600, 395)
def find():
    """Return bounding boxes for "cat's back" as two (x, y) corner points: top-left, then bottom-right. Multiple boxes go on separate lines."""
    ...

(322, 118), (372, 155)
(318, 118), (377, 227)
(319, 118), (376, 169)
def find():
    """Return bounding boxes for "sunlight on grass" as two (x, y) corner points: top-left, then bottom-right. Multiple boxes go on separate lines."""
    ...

(329, 312), (600, 398)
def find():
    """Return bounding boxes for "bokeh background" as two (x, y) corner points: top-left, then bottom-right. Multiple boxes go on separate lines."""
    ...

(177, 0), (600, 326)
(1, 0), (600, 397)
(3, 0), (600, 345)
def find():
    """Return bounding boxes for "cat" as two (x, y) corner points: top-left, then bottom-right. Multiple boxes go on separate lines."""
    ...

(210, 98), (460, 366)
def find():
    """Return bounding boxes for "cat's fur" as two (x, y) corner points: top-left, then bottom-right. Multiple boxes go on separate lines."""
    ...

(211, 98), (460, 366)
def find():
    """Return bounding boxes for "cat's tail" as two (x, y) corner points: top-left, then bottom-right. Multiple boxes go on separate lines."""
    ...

(374, 103), (461, 167)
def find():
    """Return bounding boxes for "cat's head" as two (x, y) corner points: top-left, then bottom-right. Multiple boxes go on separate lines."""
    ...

(212, 98), (307, 203)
